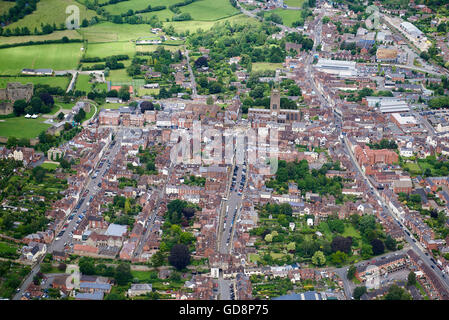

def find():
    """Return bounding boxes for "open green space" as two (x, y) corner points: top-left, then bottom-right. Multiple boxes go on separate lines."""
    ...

(0, 42), (83, 75)
(40, 162), (60, 170)
(85, 41), (136, 58)
(268, 8), (304, 27)
(252, 62), (283, 72)
(179, 0), (240, 21)
(0, 76), (70, 89)
(0, 117), (51, 139)
(164, 13), (258, 33)
(102, 0), (179, 16)
(4, 0), (97, 32)
(0, 30), (82, 45)
(284, 0), (305, 7)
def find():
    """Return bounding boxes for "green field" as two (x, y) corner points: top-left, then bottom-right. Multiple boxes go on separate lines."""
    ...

(269, 8), (304, 27)
(164, 14), (258, 33)
(284, 0), (305, 7)
(252, 62), (283, 72)
(0, 76), (70, 89)
(85, 41), (136, 58)
(4, 0), (97, 32)
(0, 43), (84, 75)
(40, 162), (59, 170)
(103, 0), (179, 16)
(179, 0), (240, 21)
(0, 117), (51, 139)
(0, 1), (15, 15)
(79, 22), (153, 42)
(0, 30), (82, 45)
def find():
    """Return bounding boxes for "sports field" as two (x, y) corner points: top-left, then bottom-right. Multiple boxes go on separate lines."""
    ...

(0, 76), (70, 89)
(0, 42), (84, 75)
(0, 117), (51, 139)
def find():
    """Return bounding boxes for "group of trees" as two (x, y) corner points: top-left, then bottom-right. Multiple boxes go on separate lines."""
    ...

(265, 160), (343, 199)
(367, 139), (398, 150)
(13, 92), (54, 116)
(165, 199), (198, 225)
(79, 257), (132, 285)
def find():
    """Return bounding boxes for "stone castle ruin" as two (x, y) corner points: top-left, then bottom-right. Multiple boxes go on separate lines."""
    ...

(0, 82), (34, 115)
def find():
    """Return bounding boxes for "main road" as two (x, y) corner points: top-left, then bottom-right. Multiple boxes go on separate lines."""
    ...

(13, 127), (122, 300)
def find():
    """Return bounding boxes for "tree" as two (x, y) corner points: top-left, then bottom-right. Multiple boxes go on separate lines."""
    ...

(115, 263), (132, 285)
(30, 97), (43, 113)
(370, 239), (385, 255)
(347, 265), (356, 280)
(206, 96), (214, 105)
(168, 244), (190, 270)
(407, 271), (416, 286)
(385, 235), (397, 251)
(57, 112), (65, 121)
(384, 284), (412, 300)
(79, 257), (96, 275)
(194, 56), (208, 69)
(331, 236), (352, 253)
(13, 99), (27, 116)
(265, 234), (273, 242)
(330, 250), (347, 266)
(140, 101), (154, 113)
(353, 286), (367, 300)
(311, 250), (326, 266)
(39, 92), (54, 106)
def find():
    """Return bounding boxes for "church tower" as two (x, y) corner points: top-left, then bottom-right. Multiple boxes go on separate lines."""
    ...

(270, 88), (281, 118)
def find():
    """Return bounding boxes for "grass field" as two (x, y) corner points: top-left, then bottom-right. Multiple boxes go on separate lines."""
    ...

(79, 22), (160, 43)
(40, 162), (59, 170)
(4, 0), (97, 32)
(252, 62), (283, 72)
(164, 14), (259, 33)
(0, 42), (83, 75)
(268, 8), (304, 27)
(0, 76), (70, 89)
(103, 0), (179, 16)
(284, 0), (305, 7)
(403, 162), (422, 176)
(0, 117), (51, 139)
(179, 0), (240, 21)
(0, 30), (82, 45)
(0, 1), (15, 15)
(85, 41), (136, 58)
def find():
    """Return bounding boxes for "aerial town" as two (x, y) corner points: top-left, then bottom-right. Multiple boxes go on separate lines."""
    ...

(0, 0), (449, 303)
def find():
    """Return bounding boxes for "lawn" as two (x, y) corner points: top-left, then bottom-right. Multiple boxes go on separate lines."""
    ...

(0, 43), (84, 75)
(75, 74), (94, 92)
(268, 8), (304, 27)
(40, 162), (59, 170)
(284, 0), (305, 6)
(403, 162), (422, 176)
(0, 117), (51, 139)
(252, 62), (283, 72)
(3, 0), (97, 32)
(249, 253), (260, 263)
(136, 88), (159, 97)
(0, 76), (70, 90)
(179, 0), (240, 21)
(342, 224), (361, 239)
